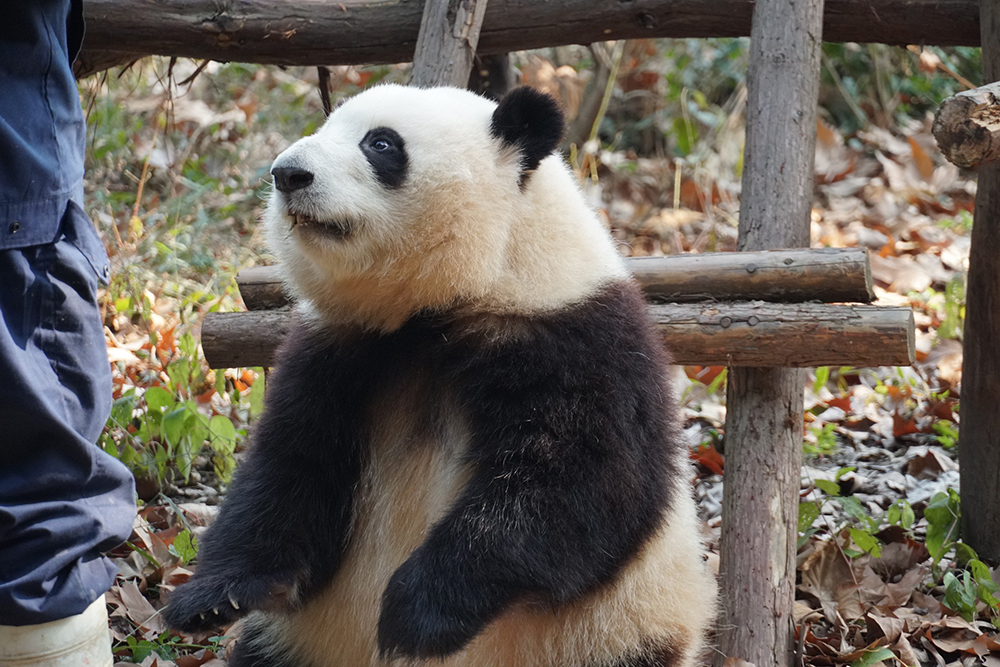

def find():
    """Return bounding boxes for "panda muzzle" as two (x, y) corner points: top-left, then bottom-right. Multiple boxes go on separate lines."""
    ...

(291, 213), (353, 238)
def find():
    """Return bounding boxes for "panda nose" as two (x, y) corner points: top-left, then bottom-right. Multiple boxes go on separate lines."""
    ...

(271, 167), (315, 193)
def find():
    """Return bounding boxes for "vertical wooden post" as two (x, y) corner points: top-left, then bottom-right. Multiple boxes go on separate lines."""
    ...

(958, 0), (1000, 567)
(716, 0), (825, 664)
(410, 0), (490, 88)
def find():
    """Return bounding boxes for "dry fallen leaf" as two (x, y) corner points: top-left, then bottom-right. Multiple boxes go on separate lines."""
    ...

(801, 538), (858, 624)
(906, 447), (959, 479)
(118, 580), (166, 634)
(867, 612), (905, 643)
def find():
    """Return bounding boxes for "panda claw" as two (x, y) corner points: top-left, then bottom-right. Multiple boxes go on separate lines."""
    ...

(213, 607), (219, 615)
(199, 613), (206, 620)
(229, 595), (240, 610)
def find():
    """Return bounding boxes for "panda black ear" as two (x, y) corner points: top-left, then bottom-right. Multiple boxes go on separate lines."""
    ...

(490, 87), (565, 179)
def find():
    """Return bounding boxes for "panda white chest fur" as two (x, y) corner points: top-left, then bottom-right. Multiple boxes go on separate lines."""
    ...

(165, 85), (716, 667)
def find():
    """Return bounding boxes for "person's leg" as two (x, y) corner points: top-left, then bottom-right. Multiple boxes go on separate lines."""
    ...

(0, 203), (135, 664)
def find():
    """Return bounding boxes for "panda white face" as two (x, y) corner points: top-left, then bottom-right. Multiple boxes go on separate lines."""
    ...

(265, 85), (509, 276)
(264, 84), (626, 331)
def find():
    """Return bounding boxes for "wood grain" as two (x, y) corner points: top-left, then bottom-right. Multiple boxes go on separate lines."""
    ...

(957, 0), (1000, 566)
(410, 0), (489, 88)
(199, 303), (914, 369)
(717, 0), (825, 661)
(234, 248), (875, 311)
(75, 0), (981, 78)
(933, 81), (1000, 169)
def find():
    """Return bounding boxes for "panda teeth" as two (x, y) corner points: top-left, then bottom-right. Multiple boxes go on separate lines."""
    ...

(288, 211), (353, 239)
(292, 213), (315, 228)
(290, 213), (352, 238)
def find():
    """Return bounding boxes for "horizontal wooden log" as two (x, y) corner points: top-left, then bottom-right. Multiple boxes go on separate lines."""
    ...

(235, 248), (874, 311)
(200, 303), (915, 369)
(235, 266), (289, 311)
(933, 81), (1000, 169)
(629, 247), (873, 304)
(652, 302), (914, 367)
(202, 310), (292, 370)
(75, 0), (980, 78)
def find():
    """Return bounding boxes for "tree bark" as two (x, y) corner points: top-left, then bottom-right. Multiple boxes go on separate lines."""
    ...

(74, 0), (980, 78)
(234, 248), (874, 311)
(630, 247), (872, 304)
(933, 81), (1000, 169)
(717, 0), (824, 662)
(199, 303), (914, 370)
(234, 266), (289, 311)
(958, 0), (1000, 567)
(410, 0), (489, 88)
(653, 302), (913, 367)
(201, 310), (292, 370)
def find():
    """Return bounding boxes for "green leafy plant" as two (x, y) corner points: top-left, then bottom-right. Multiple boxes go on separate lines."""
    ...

(168, 529), (199, 565)
(937, 276), (966, 341)
(118, 630), (223, 663)
(101, 378), (245, 487)
(924, 489), (961, 565)
(800, 467), (882, 557)
(812, 366), (831, 394)
(943, 560), (1000, 624)
(798, 500), (822, 548)
(932, 419), (959, 449)
(122, 633), (184, 662)
(850, 647), (896, 667)
(886, 499), (916, 530)
(803, 422), (839, 457)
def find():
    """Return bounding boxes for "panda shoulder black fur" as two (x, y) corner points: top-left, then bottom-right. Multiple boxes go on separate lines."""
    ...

(164, 84), (717, 667)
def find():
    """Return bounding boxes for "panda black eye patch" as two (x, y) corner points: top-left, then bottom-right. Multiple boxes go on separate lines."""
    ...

(360, 127), (408, 188)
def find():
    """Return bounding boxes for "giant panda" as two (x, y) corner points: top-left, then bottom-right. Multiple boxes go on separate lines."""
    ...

(164, 84), (717, 667)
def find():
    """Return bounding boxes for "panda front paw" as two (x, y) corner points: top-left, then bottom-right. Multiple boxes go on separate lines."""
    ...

(164, 572), (297, 633)
(377, 554), (484, 659)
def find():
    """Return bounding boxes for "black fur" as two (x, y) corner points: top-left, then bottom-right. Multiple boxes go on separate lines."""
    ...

(166, 282), (682, 664)
(228, 631), (300, 667)
(162, 318), (438, 635)
(360, 127), (408, 188)
(378, 281), (680, 659)
(490, 87), (565, 184)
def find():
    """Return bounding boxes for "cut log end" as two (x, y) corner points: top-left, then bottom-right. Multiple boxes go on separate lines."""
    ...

(933, 81), (1000, 169)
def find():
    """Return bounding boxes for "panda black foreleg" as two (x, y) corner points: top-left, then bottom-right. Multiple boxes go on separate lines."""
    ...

(378, 283), (680, 659)
(164, 324), (370, 633)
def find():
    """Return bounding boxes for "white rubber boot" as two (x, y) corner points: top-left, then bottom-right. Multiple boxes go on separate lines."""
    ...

(0, 595), (113, 667)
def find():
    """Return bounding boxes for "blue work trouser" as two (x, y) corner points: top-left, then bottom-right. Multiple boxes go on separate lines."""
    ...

(0, 201), (135, 625)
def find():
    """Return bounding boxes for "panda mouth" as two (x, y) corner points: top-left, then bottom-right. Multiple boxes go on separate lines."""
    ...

(290, 213), (353, 239)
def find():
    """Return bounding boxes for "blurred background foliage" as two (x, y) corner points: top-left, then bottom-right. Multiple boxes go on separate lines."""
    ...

(83, 38), (979, 495)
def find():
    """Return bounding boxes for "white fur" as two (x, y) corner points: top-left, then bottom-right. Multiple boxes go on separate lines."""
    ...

(265, 84), (627, 331)
(247, 403), (715, 667)
(256, 85), (716, 665)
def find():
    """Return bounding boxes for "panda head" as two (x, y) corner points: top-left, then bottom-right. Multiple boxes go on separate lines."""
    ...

(265, 85), (621, 330)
